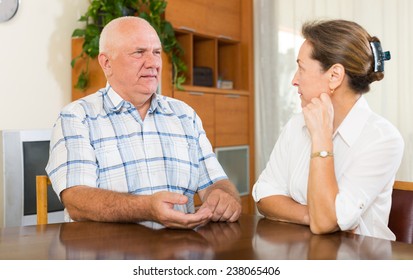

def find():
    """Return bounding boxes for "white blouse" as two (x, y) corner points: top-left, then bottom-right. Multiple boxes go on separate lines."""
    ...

(253, 97), (404, 240)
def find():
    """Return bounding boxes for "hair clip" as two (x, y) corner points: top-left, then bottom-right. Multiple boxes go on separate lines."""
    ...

(370, 41), (391, 72)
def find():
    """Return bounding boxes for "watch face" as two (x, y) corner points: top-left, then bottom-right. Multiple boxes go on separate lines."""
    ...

(0, 0), (19, 23)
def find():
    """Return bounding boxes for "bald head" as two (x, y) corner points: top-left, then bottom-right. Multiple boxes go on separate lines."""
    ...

(99, 16), (160, 55)
(97, 15), (163, 107)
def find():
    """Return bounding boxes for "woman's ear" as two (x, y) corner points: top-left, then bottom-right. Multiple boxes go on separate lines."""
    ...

(328, 63), (345, 91)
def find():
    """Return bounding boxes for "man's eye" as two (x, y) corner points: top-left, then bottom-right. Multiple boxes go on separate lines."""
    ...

(132, 50), (144, 55)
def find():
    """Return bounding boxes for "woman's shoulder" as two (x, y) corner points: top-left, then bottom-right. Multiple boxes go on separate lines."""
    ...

(367, 112), (404, 145)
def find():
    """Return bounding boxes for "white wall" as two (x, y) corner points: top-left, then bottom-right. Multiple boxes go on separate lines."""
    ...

(0, 0), (89, 226)
(0, 0), (89, 130)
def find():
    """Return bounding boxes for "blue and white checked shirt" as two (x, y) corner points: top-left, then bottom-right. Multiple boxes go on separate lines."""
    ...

(46, 85), (227, 217)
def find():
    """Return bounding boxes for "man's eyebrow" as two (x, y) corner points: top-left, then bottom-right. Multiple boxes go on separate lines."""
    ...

(132, 47), (146, 51)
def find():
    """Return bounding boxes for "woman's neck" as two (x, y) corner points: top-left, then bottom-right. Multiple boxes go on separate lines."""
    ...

(331, 89), (361, 131)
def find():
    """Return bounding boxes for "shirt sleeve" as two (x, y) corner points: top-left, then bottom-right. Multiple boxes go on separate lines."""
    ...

(252, 119), (292, 202)
(335, 120), (404, 231)
(45, 104), (98, 198)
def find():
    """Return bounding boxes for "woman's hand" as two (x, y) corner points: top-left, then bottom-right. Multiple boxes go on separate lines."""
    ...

(302, 92), (334, 142)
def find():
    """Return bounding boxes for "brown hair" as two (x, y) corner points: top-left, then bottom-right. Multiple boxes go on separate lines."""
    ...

(302, 19), (384, 94)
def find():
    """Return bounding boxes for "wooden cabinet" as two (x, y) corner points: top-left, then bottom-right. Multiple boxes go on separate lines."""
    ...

(174, 91), (250, 148)
(173, 90), (215, 146)
(165, 0), (241, 41)
(215, 94), (249, 147)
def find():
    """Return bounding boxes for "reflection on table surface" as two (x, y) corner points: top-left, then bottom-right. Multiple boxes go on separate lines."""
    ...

(254, 218), (393, 259)
(0, 214), (412, 260)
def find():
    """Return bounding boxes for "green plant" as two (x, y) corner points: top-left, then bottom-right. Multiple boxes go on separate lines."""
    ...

(71, 0), (186, 91)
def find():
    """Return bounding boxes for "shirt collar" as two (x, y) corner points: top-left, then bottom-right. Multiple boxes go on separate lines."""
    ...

(335, 96), (372, 146)
(300, 96), (372, 147)
(152, 94), (174, 115)
(103, 83), (173, 115)
(104, 84), (130, 112)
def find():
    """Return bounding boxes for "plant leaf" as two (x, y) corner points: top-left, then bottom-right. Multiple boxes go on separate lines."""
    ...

(72, 29), (85, 38)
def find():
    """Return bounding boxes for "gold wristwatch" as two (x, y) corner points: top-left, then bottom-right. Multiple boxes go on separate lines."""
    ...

(311, 151), (334, 158)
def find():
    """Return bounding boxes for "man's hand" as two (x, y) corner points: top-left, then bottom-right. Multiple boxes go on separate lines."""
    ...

(149, 191), (213, 229)
(198, 180), (242, 222)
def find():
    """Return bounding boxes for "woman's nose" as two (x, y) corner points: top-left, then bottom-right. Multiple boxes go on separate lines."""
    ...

(291, 71), (299, 87)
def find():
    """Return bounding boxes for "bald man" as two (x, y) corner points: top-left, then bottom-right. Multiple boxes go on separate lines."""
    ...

(46, 17), (241, 229)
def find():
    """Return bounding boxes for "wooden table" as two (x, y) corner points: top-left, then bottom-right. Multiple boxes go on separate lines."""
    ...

(1, 214), (412, 260)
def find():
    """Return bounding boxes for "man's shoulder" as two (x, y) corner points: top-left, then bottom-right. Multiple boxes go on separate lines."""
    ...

(61, 90), (105, 116)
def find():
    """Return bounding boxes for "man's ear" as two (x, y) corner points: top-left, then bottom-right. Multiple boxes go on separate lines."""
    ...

(328, 63), (345, 90)
(98, 53), (112, 77)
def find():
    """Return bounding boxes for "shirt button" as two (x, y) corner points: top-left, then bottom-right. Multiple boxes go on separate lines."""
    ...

(359, 203), (364, 209)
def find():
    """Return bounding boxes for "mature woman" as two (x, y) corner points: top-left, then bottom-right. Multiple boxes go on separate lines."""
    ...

(252, 19), (404, 240)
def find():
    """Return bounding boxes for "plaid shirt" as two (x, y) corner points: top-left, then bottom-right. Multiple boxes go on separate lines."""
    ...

(46, 85), (227, 214)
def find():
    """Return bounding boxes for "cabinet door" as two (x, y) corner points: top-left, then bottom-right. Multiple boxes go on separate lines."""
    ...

(215, 95), (249, 146)
(206, 0), (241, 41)
(166, 0), (241, 40)
(165, 0), (208, 34)
(173, 90), (215, 146)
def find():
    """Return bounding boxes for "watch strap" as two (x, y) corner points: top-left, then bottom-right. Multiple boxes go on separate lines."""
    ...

(311, 151), (334, 159)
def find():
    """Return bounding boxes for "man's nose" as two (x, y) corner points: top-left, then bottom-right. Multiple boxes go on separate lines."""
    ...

(145, 53), (161, 68)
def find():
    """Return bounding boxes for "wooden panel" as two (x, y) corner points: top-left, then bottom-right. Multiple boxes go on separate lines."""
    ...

(240, 0), (254, 92)
(193, 36), (217, 86)
(206, 0), (241, 40)
(241, 195), (254, 214)
(166, 0), (241, 40)
(165, 0), (209, 34)
(218, 41), (241, 90)
(160, 51), (173, 97)
(175, 32), (193, 86)
(215, 95), (249, 146)
(394, 181), (413, 191)
(173, 90), (215, 146)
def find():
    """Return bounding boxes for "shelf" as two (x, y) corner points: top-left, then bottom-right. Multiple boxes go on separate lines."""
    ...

(175, 30), (244, 92)
(180, 85), (249, 96)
